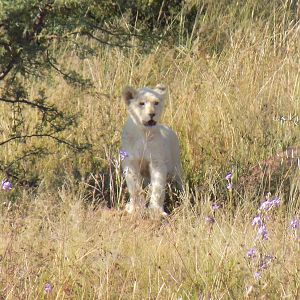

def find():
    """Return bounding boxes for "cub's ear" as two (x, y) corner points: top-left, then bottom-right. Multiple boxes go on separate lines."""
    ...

(122, 86), (137, 105)
(154, 84), (167, 98)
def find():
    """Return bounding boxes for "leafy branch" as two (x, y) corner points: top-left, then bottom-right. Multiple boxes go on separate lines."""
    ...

(0, 0), (54, 81)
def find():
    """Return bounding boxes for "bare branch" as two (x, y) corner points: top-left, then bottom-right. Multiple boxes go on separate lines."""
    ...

(0, 133), (89, 151)
(0, 59), (16, 80)
(42, 31), (81, 41)
(4, 148), (50, 170)
(0, 148), (51, 184)
(87, 22), (143, 38)
(0, 96), (56, 112)
(82, 31), (132, 48)
(32, 1), (54, 36)
(46, 54), (77, 82)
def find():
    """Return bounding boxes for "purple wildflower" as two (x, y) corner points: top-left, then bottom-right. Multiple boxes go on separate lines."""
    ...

(246, 248), (256, 259)
(259, 196), (281, 211)
(259, 255), (274, 270)
(257, 225), (268, 240)
(1, 179), (12, 191)
(259, 200), (272, 211)
(225, 172), (232, 180)
(227, 183), (233, 190)
(252, 216), (263, 227)
(290, 219), (299, 230)
(212, 203), (220, 211)
(44, 283), (53, 294)
(271, 197), (280, 207)
(205, 216), (215, 224)
(119, 150), (129, 161)
(253, 272), (261, 280)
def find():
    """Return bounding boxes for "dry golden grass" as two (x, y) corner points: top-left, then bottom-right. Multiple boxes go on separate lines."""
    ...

(2, 2), (300, 298)
(1, 188), (300, 299)
(12, 21), (300, 186)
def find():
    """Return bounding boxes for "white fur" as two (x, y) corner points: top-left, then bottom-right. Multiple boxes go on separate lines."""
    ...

(121, 84), (182, 216)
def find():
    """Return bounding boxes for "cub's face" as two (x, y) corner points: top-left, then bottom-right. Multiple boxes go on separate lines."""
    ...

(122, 85), (167, 128)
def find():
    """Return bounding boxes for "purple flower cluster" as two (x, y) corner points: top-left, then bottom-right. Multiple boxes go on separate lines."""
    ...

(119, 150), (129, 161)
(1, 179), (12, 191)
(227, 183), (233, 190)
(252, 216), (269, 241)
(225, 172), (232, 181)
(44, 283), (53, 294)
(259, 255), (274, 270)
(246, 248), (256, 259)
(259, 196), (280, 211)
(205, 203), (220, 227)
(288, 217), (299, 240)
(289, 218), (299, 230)
(246, 193), (281, 280)
(253, 271), (261, 280)
(225, 171), (233, 191)
(257, 225), (268, 240)
(252, 194), (281, 241)
(212, 203), (220, 211)
(252, 215), (262, 227)
(205, 216), (215, 225)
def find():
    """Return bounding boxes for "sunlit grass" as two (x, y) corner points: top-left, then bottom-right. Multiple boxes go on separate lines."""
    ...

(1, 1), (300, 298)
(0, 187), (299, 299)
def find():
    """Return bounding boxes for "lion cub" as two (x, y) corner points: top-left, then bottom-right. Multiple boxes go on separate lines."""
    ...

(121, 84), (182, 216)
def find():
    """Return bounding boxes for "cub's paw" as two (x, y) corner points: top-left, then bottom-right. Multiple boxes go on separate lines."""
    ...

(148, 204), (168, 218)
(125, 202), (146, 215)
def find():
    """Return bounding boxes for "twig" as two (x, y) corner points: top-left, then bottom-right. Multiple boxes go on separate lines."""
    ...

(86, 22), (143, 38)
(0, 96), (56, 112)
(0, 133), (89, 151)
(82, 31), (132, 48)
(0, 60), (16, 80)
(4, 148), (50, 170)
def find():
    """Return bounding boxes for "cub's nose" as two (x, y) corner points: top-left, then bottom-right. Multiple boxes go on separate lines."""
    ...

(149, 113), (155, 119)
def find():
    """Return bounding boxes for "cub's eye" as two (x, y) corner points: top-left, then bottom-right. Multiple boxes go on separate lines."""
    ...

(139, 102), (145, 106)
(154, 101), (159, 105)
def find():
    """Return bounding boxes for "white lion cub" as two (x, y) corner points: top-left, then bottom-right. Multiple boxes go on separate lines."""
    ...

(121, 84), (182, 216)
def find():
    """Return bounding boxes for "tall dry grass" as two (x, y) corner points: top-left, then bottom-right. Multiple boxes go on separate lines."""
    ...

(1, 1), (300, 298)
(1, 188), (299, 299)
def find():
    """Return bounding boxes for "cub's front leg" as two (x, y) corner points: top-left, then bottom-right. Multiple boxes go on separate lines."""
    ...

(148, 165), (168, 216)
(123, 160), (146, 213)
